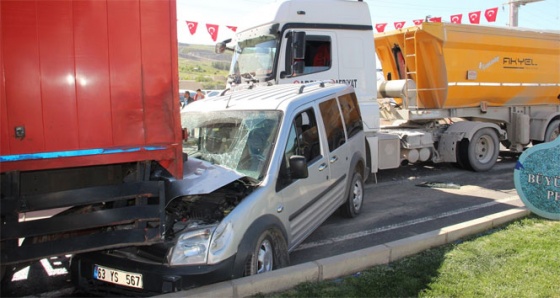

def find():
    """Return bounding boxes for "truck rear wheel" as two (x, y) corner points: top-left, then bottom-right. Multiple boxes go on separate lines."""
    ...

(533, 119), (560, 145)
(543, 119), (560, 143)
(458, 128), (499, 172)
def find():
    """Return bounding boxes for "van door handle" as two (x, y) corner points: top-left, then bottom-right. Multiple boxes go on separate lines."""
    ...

(318, 163), (328, 171)
(330, 156), (338, 163)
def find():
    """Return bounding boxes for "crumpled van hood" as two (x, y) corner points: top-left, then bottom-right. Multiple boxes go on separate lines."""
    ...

(166, 157), (255, 201)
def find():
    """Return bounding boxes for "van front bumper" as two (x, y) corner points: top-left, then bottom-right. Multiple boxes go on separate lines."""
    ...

(70, 251), (236, 296)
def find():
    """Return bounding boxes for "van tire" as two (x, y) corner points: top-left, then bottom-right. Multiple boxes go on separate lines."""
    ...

(340, 171), (364, 218)
(243, 229), (289, 276)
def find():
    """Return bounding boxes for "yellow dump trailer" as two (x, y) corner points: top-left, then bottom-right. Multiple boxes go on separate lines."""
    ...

(375, 22), (560, 109)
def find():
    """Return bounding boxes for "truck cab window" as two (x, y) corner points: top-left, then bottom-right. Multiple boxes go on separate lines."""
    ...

(284, 34), (332, 77)
(303, 37), (331, 74)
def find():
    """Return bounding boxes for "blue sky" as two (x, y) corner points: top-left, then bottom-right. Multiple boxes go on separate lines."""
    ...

(177, 0), (560, 44)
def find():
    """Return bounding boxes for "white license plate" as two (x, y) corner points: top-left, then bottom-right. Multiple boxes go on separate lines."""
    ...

(93, 264), (143, 289)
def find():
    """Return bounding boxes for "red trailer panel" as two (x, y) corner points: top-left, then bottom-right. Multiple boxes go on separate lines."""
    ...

(0, 0), (182, 178)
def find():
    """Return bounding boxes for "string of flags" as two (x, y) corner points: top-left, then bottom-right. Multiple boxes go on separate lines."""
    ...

(183, 6), (499, 41)
(376, 7), (499, 32)
(185, 21), (236, 42)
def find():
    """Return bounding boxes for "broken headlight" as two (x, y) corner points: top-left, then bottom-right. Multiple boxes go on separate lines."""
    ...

(168, 226), (215, 266)
(168, 220), (234, 266)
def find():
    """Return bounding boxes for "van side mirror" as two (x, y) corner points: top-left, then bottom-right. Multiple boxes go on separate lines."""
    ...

(289, 155), (308, 179)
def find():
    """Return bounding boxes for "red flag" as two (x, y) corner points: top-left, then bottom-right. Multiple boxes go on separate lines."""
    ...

(413, 19), (424, 25)
(227, 26), (237, 32)
(469, 11), (481, 24)
(450, 14), (463, 24)
(206, 23), (219, 41)
(375, 23), (387, 33)
(394, 21), (406, 29)
(428, 17), (442, 23)
(186, 21), (198, 35)
(485, 7), (498, 22)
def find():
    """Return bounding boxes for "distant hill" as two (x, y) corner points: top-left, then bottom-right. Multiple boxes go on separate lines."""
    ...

(178, 43), (231, 62)
(178, 43), (233, 89)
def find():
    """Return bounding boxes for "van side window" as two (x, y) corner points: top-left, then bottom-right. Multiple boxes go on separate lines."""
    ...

(303, 36), (331, 74)
(277, 108), (320, 191)
(319, 98), (345, 152)
(294, 109), (321, 163)
(338, 93), (363, 139)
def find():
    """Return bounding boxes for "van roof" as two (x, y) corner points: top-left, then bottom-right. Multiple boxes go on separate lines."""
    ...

(182, 82), (352, 112)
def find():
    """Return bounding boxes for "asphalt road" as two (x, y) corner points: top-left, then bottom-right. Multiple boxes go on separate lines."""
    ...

(290, 154), (522, 265)
(1, 153), (523, 297)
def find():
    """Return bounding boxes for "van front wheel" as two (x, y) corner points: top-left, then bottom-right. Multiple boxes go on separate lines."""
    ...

(244, 229), (289, 276)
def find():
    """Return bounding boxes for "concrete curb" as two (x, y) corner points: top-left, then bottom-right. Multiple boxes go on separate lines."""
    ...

(159, 207), (530, 298)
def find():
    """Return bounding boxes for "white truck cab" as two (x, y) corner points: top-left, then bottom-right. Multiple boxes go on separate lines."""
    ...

(217, 0), (381, 132)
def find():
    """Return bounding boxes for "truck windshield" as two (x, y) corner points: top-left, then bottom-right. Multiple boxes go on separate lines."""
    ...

(228, 35), (278, 85)
(182, 110), (281, 181)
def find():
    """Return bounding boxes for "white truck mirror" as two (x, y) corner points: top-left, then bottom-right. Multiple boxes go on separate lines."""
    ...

(292, 31), (306, 59)
(215, 39), (231, 54)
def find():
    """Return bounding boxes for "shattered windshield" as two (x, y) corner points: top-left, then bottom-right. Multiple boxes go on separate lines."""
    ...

(182, 111), (282, 181)
(228, 35), (278, 85)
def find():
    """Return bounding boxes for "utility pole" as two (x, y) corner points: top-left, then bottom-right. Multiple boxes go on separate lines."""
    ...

(506, 0), (544, 27)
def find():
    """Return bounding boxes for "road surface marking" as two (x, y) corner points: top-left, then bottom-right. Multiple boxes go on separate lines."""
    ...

(294, 196), (520, 251)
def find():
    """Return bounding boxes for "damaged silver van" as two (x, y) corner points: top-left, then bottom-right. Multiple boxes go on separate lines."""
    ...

(71, 82), (367, 295)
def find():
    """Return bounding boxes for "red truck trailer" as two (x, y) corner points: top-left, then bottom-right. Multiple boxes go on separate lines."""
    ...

(0, 0), (184, 278)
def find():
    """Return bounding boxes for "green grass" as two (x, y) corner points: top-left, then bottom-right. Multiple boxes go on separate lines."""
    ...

(255, 216), (560, 298)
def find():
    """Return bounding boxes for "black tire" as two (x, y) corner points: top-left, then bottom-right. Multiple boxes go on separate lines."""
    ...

(244, 229), (289, 276)
(543, 119), (560, 143)
(532, 119), (560, 145)
(458, 128), (499, 172)
(340, 171), (364, 218)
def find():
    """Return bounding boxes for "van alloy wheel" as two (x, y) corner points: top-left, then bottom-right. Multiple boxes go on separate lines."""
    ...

(244, 229), (289, 276)
(256, 239), (273, 274)
(340, 171), (364, 218)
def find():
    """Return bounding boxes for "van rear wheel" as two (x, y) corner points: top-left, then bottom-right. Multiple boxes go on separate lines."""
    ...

(340, 171), (364, 218)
